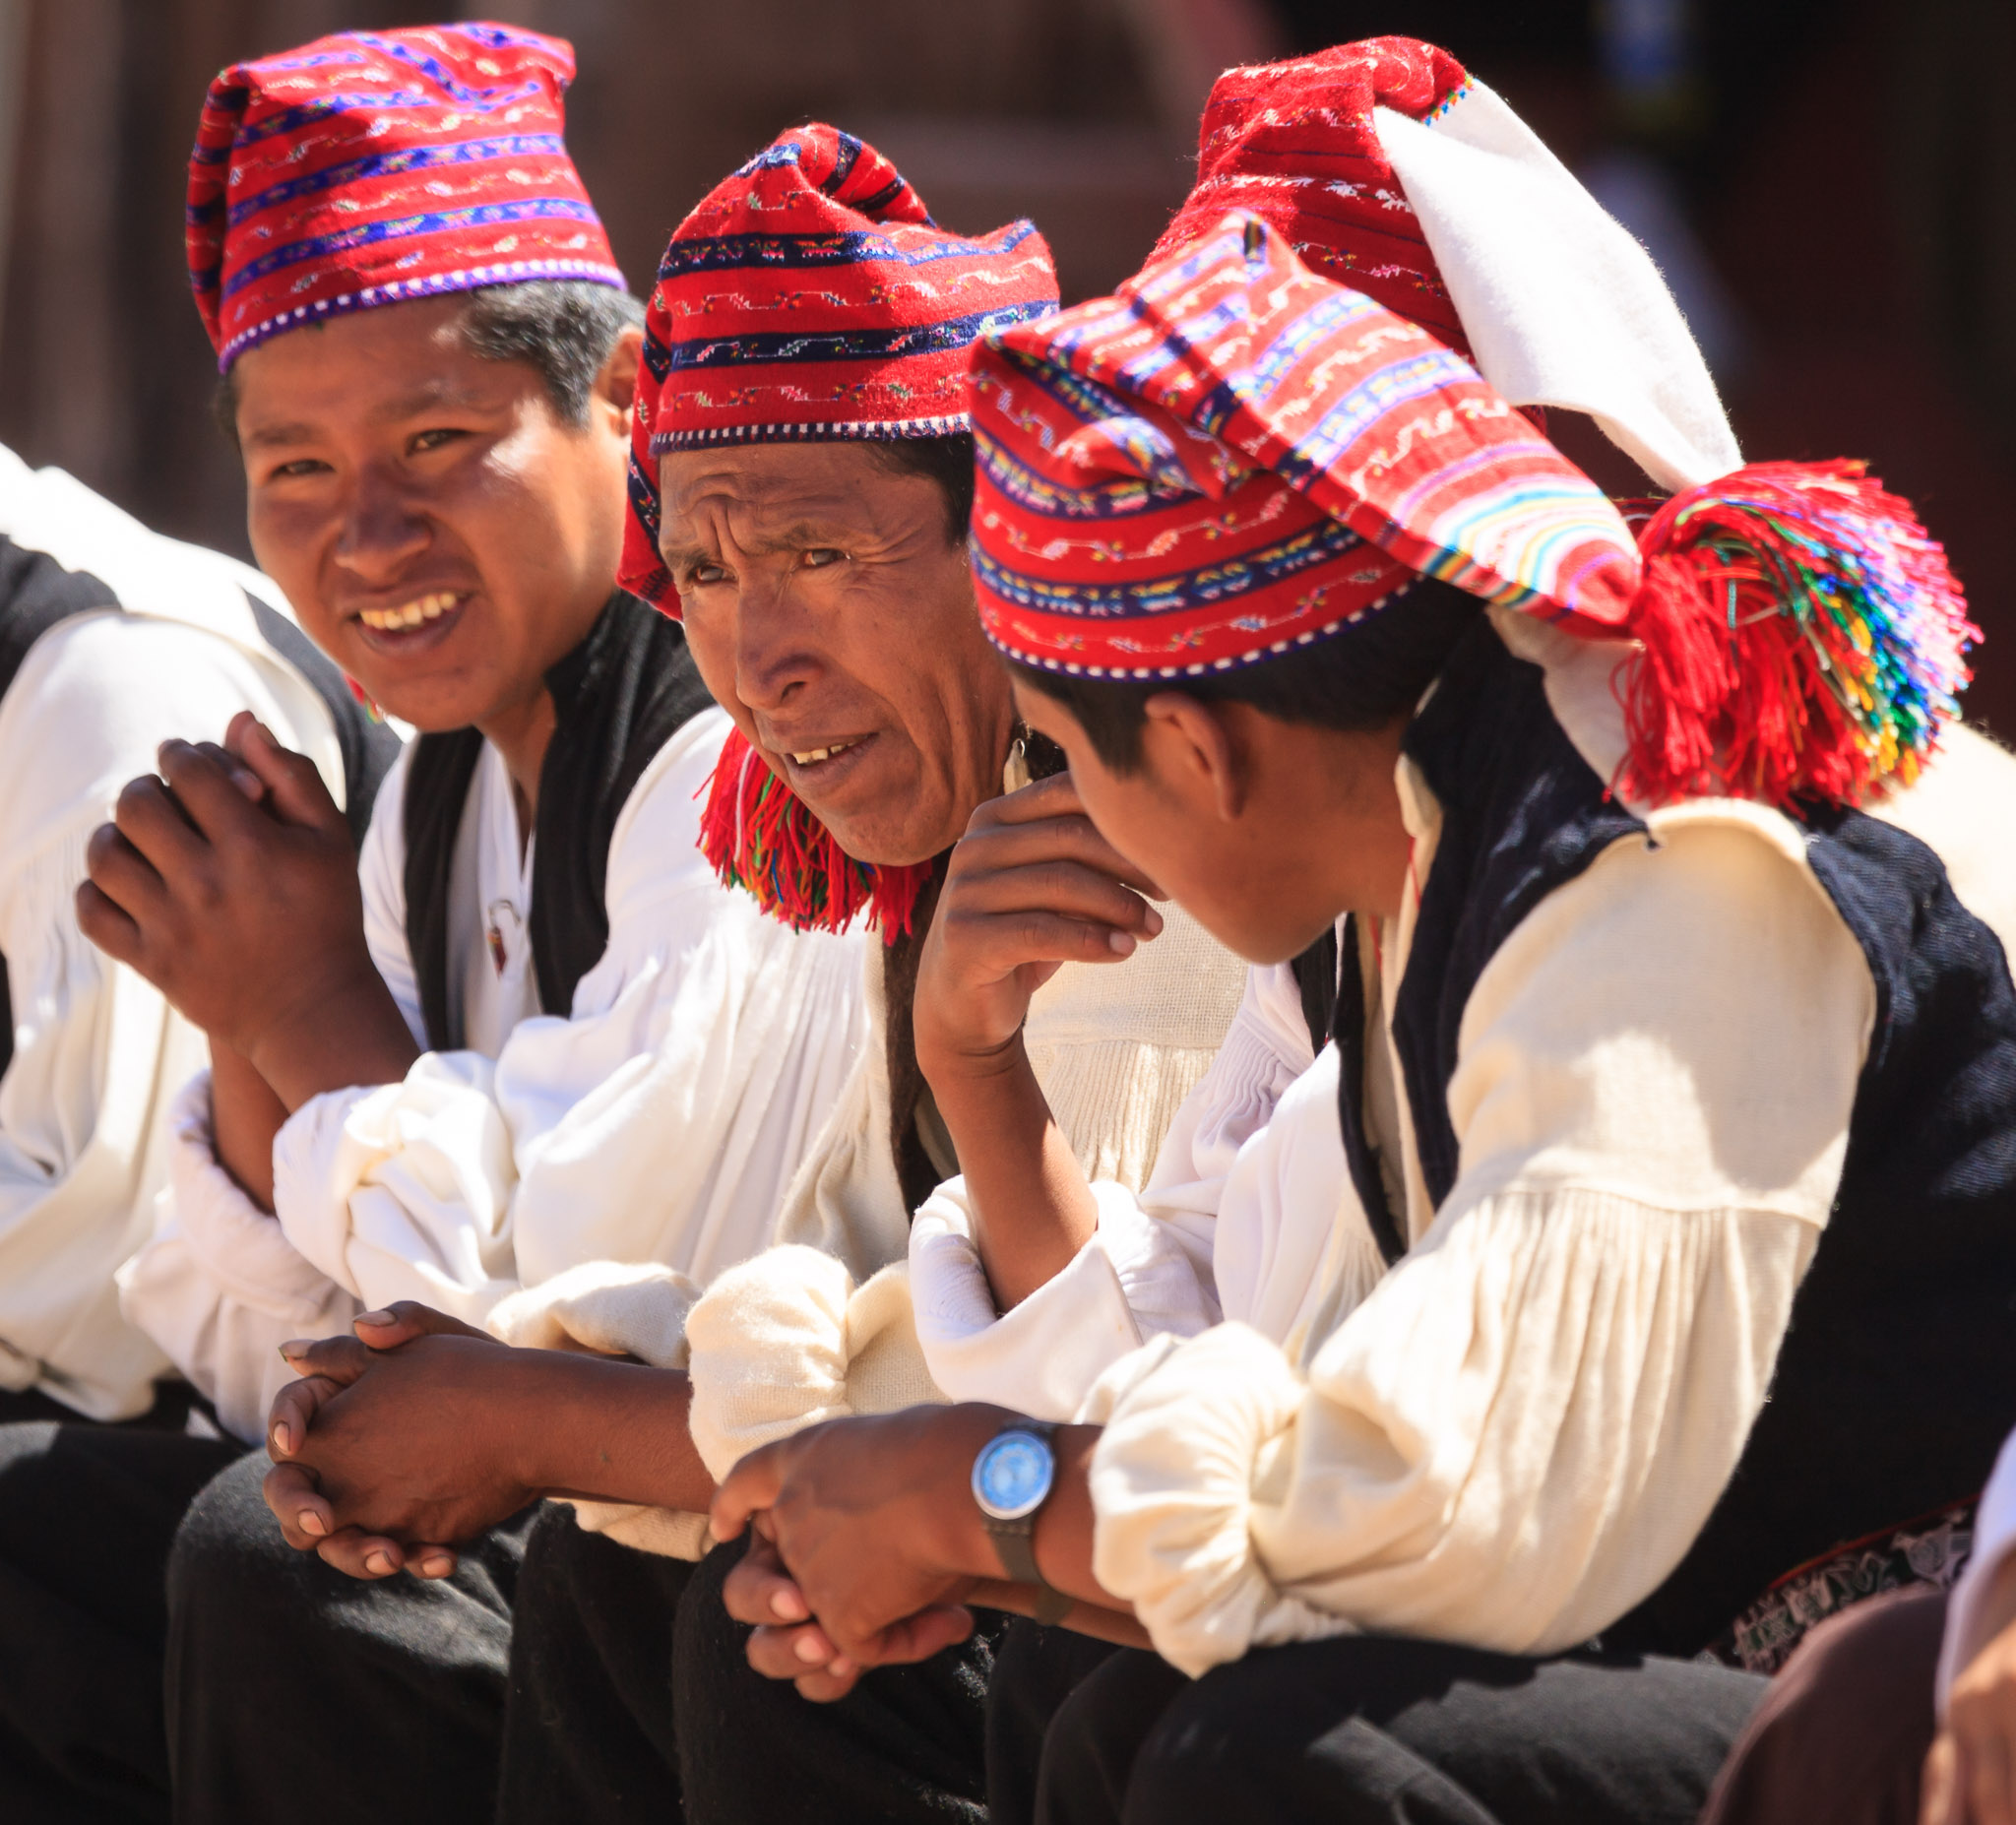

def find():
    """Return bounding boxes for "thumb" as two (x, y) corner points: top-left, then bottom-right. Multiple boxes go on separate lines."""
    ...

(227, 715), (344, 834)
(711, 1444), (787, 1542)
(353, 1301), (490, 1350)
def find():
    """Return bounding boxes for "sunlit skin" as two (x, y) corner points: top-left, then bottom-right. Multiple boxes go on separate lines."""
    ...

(233, 292), (640, 797)
(658, 442), (1016, 867)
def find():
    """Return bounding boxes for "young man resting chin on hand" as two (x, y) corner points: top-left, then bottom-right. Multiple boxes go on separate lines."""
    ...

(689, 72), (2016, 1825)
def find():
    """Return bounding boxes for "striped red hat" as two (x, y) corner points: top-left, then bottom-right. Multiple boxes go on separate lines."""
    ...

(970, 215), (1975, 810)
(618, 124), (1058, 608)
(188, 22), (622, 369)
(618, 126), (1058, 942)
(1151, 35), (1472, 354)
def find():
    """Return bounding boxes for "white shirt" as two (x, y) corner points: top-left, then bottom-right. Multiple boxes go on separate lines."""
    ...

(912, 609), (2016, 1677)
(0, 446), (350, 1419)
(120, 706), (869, 1442)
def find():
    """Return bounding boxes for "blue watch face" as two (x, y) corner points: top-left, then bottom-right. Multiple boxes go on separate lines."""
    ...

(974, 1429), (1055, 1521)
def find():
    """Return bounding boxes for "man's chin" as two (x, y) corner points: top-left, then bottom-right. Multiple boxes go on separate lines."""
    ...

(802, 792), (953, 872)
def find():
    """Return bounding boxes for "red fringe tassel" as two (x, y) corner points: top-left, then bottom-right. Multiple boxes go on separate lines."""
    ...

(697, 728), (932, 942)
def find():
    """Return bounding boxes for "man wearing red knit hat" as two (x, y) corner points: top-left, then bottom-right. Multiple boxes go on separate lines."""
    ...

(179, 105), (1253, 1825)
(0, 24), (902, 1823)
(686, 37), (2016, 1825)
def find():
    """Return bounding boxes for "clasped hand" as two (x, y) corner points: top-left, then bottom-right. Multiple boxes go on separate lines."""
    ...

(75, 711), (410, 1105)
(262, 1303), (535, 1583)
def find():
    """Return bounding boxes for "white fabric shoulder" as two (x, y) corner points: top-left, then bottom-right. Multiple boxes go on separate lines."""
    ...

(1089, 802), (1871, 1673)
(1375, 82), (1738, 490)
(0, 445), (345, 801)
(0, 606), (346, 1420)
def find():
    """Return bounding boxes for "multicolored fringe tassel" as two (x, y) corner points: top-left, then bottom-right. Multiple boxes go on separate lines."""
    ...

(1618, 460), (1978, 809)
(697, 727), (932, 942)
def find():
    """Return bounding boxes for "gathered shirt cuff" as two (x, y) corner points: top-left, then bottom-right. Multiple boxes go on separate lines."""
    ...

(685, 1246), (945, 1484)
(273, 1053), (521, 1320)
(1087, 1192), (1813, 1678)
(116, 1072), (360, 1441)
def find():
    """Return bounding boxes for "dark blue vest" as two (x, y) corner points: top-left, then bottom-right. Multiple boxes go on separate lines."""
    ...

(1338, 620), (2016, 1658)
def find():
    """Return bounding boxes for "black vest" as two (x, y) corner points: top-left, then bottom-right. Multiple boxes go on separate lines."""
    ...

(400, 592), (714, 1052)
(1336, 620), (2016, 1658)
(0, 534), (400, 1074)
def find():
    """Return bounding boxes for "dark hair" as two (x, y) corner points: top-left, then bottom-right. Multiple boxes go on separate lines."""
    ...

(1012, 575), (1484, 773)
(870, 431), (976, 546)
(213, 280), (646, 443)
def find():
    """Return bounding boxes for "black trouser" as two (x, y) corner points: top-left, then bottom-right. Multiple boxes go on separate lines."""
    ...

(0, 1413), (244, 1824)
(164, 1450), (536, 1825)
(494, 1503), (695, 1821)
(669, 1534), (1006, 1825)
(1019, 1635), (1768, 1825)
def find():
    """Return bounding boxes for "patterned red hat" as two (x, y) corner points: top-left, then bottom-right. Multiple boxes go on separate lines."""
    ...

(188, 22), (622, 369)
(970, 216), (1976, 811)
(1152, 36), (1473, 354)
(1147, 36), (1740, 496)
(618, 126), (1059, 942)
(618, 124), (1058, 608)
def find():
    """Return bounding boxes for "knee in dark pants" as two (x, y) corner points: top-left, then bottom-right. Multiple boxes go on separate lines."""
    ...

(1032, 1649), (1190, 1825)
(164, 1451), (294, 1629)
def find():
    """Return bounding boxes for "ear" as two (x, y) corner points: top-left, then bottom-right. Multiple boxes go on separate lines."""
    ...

(1140, 694), (1247, 821)
(593, 323), (644, 429)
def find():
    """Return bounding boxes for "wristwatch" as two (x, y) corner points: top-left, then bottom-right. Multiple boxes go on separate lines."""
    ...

(972, 1417), (1072, 1626)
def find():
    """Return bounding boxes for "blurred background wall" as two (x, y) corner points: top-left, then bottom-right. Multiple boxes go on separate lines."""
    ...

(1, 0), (2011, 727)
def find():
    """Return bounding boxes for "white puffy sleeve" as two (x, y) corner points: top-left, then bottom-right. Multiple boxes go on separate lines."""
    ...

(910, 962), (1312, 1418)
(1085, 811), (1873, 1675)
(266, 710), (865, 1324)
(0, 609), (342, 1423)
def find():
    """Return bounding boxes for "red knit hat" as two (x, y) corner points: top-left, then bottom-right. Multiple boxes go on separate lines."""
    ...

(970, 217), (1976, 810)
(619, 123), (1058, 607)
(188, 22), (622, 369)
(1152, 36), (1472, 353)
(619, 126), (1059, 941)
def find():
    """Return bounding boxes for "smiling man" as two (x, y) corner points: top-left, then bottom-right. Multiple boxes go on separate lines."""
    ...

(0, 26), (868, 1825)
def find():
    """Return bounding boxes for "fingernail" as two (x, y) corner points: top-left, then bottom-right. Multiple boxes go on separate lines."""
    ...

(419, 1554), (455, 1578)
(271, 1422), (292, 1456)
(829, 1656), (855, 1677)
(1107, 931), (1136, 955)
(298, 1510), (327, 1538)
(354, 1310), (393, 1328)
(793, 1632), (827, 1664)
(770, 1588), (809, 1622)
(364, 1549), (394, 1575)
(1143, 907), (1164, 936)
(280, 1340), (311, 1359)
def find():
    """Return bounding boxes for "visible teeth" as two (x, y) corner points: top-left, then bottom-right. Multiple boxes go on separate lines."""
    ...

(359, 592), (460, 631)
(789, 738), (858, 766)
